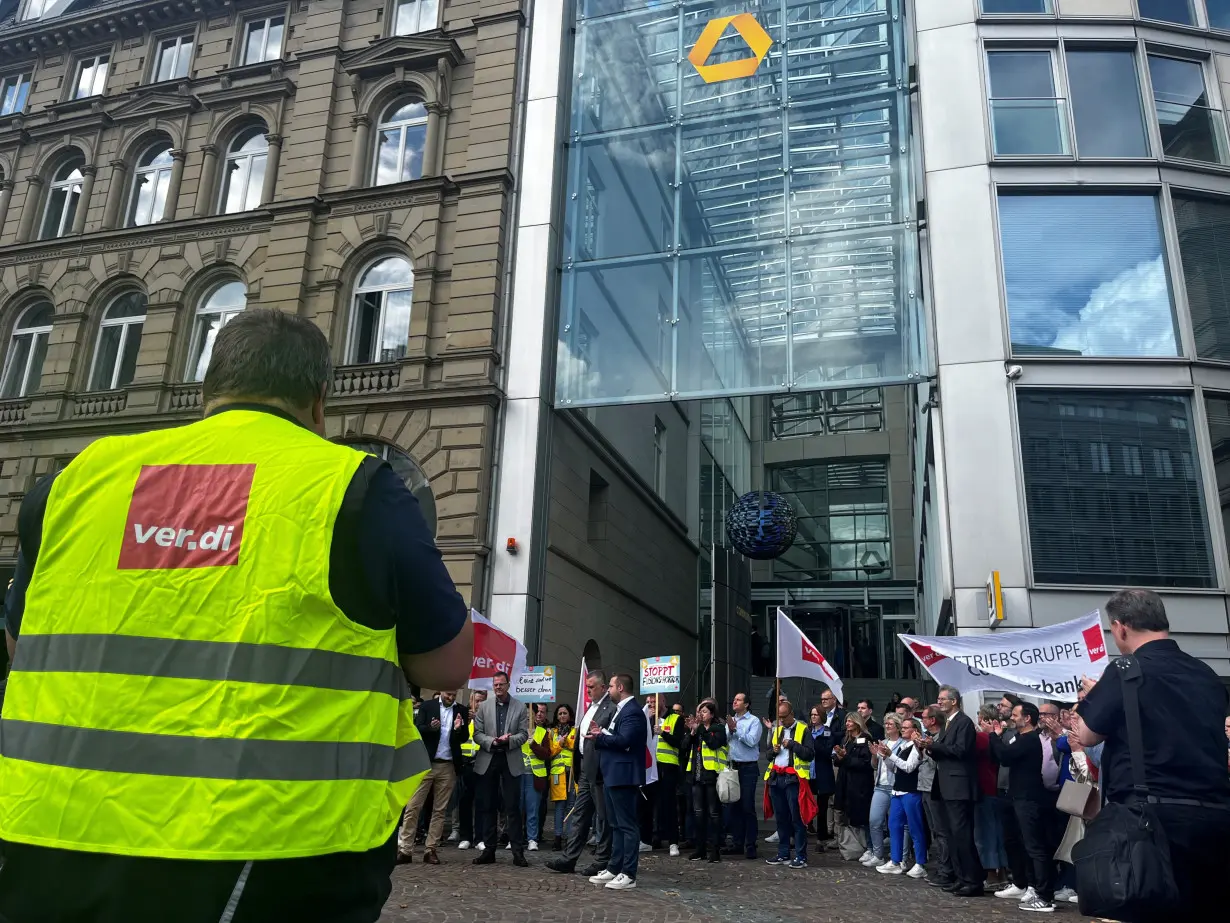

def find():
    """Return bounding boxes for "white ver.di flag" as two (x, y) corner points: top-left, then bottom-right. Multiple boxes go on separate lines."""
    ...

(776, 607), (845, 705)
(899, 611), (1110, 703)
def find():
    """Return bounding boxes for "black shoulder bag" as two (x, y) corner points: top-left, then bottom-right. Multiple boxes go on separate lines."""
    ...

(1072, 656), (1179, 922)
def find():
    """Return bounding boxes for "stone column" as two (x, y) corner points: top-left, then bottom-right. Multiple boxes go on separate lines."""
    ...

(349, 115), (371, 189)
(259, 134), (283, 206)
(101, 160), (128, 230)
(423, 103), (444, 177)
(194, 144), (219, 216)
(163, 149), (186, 222)
(71, 165), (96, 234)
(16, 176), (43, 242)
(0, 179), (13, 237)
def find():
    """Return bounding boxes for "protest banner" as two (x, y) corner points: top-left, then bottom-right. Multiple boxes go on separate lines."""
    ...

(468, 609), (528, 691)
(899, 611), (1110, 702)
(639, 655), (681, 694)
(514, 666), (557, 703)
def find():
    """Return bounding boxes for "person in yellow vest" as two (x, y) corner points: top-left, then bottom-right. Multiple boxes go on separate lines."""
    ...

(455, 690), (486, 850)
(520, 703), (551, 850)
(655, 699), (684, 857)
(0, 309), (473, 923)
(547, 703), (578, 851)
(764, 699), (818, 869)
(686, 701), (728, 862)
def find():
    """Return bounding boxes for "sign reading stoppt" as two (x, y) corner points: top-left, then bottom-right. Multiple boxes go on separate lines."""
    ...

(640, 656), (681, 694)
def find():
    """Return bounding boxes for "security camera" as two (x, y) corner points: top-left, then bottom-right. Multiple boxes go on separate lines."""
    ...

(1005, 365), (1024, 381)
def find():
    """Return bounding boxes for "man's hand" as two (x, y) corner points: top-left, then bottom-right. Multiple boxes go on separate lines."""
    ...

(454, 714), (464, 730)
(726, 716), (737, 732)
(586, 724), (601, 740)
(430, 718), (441, 730)
(761, 716), (774, 730)
(1080, 675), (1098, 695)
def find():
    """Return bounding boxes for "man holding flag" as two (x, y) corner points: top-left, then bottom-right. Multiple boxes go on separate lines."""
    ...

(762, 698), (816, 869)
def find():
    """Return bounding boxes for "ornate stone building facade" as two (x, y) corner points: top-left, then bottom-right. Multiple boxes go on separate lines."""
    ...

(0, 0), (525, 603)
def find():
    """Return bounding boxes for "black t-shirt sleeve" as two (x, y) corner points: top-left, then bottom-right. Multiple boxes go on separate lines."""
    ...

(5, 471), (59, 639)
(349, 463), (468, 656)
(1078, 665), (1123, 738)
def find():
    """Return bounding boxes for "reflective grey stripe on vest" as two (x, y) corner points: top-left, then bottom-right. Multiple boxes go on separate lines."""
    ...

(0, 719), (430, 783)
(13, 634), (410, 699)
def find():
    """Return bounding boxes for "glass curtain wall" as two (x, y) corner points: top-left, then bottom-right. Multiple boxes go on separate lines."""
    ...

(556, 0), (922, 406)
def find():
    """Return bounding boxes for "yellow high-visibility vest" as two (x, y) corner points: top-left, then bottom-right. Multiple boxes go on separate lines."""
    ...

(764, 722), (811, 780)
(701, 740), (729, 772)
(656, 713), (680, 766)
(460, 719), (480, 758)
(522, 726), (548, 778)
(549, 727), (574, 774)
(0, 409), (427, 860)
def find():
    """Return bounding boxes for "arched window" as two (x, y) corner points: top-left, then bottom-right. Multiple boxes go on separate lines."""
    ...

(129, 143), (175, 227)
(187, 281), (246, 382)
(349, 256), (413, 364)
(0, 302), (53, 399)
(373, 99), (427, 186)
(347, 441), (437, 536)
(220, 128), (268, 215)
(41, 154), (85, 240)
(89, 292), (146, 391)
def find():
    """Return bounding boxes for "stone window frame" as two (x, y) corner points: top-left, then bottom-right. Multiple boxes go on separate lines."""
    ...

(233, 2), (292, 69)
(145, 25), (200, 87)
(353, 72), (446, 188)
(386, 0), (442, 38)
(37, 147), (89, 241)
(64, 45), (114, 103)
(346, 251), (417, 366)
(215, 119), (272, 216)
(370, 95), (430, 187)
(125, 136), (177, 228)
(0, 293), (55, 401)
(86, 289), (148, 393)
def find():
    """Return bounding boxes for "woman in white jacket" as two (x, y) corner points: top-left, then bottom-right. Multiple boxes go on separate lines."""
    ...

(877, 716), (929, 878)
(865, 715), (906, 866)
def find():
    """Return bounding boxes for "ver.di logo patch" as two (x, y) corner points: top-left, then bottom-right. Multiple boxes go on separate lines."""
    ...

(118, 464), (255, 570)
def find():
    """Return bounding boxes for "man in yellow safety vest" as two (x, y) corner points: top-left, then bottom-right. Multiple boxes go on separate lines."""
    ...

(521, 703), (551, 850)
(0, 309), (473, 923)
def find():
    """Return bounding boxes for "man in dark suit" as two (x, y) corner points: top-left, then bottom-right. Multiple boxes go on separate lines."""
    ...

(546, 670), (617, 876)
(397, 689), (470, 864)
(472, 671), (530, 867)
(856, 699), (885, 741)
(588, 674), (647, 890)
(917, 685), (983, 896)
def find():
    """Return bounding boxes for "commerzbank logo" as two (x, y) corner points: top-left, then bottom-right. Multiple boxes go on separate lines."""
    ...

(688, 14), (774, 84)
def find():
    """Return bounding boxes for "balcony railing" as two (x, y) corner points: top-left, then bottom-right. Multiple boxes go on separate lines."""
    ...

(168, 385), (203, 412)
(71, 390), (128, 418)
(333, 362), (401, 396)
(0, 399), (30, 425)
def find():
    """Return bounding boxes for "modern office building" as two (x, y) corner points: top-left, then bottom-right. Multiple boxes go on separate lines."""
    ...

(0, 0), (527, 610)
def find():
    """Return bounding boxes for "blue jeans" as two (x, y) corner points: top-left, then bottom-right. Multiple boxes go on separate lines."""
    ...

(869, 785), (892, 858)
(604, 784), (640, 878)
(552, 790), (575, 839)
(521, 774), (541, 842)
(729, 762), (760, 854)
(889, 793), (927, 866)
(974, 792), (1008, 870)
(769, 777), (806, 862)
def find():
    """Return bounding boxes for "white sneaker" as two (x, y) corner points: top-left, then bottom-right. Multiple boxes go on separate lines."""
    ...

(1053, 888), (1076, 903)
(527, 840), (538, 852)
(877, 861), (904, 875)
(859, 852), (880, 866)
(765, 831), (779, 844)
(857, 849), (873, 863)
(605, 873), (637, 890)
(457, 840), (472, 850)
(1019, 887), (1039, 904)
(1067, 893), (1079, 905)
(447, 830), (459, 842)
(588, 869), (616, 884)
(669, 844), (680, 858)
(504, 842), (512, 851)
(996, 885), (1027, 900)
(907, 863), (927, 879)
(638, 841), (652, 853)
(476, 842), (486, 851)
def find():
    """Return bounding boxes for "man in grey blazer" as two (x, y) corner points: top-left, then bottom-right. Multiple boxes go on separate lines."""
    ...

(546, 669), (618, 876)
(472, 671), (530, 867)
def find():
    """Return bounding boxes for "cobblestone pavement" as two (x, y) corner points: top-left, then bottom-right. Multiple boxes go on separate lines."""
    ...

(380, 844), (1094, 923)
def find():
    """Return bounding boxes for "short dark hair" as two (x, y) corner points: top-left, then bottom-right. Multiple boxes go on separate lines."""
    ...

(492, 671), (509, 683)
(858, 699), (874, 711)
(1001, 693), (1023, 708)
(734, 691), (749, 704)
(1106, 588), (1169, 633)
(612, 673), (635, 693)
(1017, 702), (1040, 728)
(586, 669), (608, 686)
(202, 309), (332, 409)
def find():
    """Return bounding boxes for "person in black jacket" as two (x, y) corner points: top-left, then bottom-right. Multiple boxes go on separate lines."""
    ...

(686, 702), (728, 862)
(833, 713), (874, 856)
(988, 702), (1053, 912)
(655, 699), (687, 857)
(807, 689), (844, 845)
(917, 685), (983, 896)
(398, 689), (470, 864)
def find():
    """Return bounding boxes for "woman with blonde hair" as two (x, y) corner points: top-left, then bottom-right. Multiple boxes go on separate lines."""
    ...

(833, 712), (875, 860)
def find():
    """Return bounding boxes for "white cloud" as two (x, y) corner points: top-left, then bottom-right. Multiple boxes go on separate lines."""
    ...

(1049, 255), (1176, 357)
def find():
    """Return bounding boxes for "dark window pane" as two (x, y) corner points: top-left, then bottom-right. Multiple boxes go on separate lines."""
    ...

(90, 325), (122, 391)
(1137, 0), (1194, 24)
(998, 194), (1176, 357)
(1174, 193), (1230, 361)
(1019, 391), (1213, 588)
(1210, 0), (1230, 30)
(1067, 50), (1149, 157)
(981, 0), (1051, 10)
(1148, 56), (1226, 165)
(1204, 394), (1230, 557)
(117, 325), (142, 388)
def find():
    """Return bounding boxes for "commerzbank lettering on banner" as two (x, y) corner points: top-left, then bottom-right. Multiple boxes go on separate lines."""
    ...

(900, 611), (1109, 702)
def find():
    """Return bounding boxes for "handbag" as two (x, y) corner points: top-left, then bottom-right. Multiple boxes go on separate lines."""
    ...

(717, 768), (741, 804)
(1072, 656), (1179, 922)
(1057, 778), (1099, 820)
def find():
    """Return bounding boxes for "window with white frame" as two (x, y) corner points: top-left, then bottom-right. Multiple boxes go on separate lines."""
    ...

(986, 50), (1069, 156)
(0, 72), (31, 116)
(373, 99), (428, 186)
(186, 281), (246, 382)
(393, 0), (439, 35)
(19, 0), (74, 21)
(348, 256), (414, 364)
(219, 128), (268, 214)
(0, 302), (53, 399)
(72, 53), (109, 99)
(153, 35), (194, 82)
(129, 144), (175, 227)
(40, 155), (85, 240)
(1147, 54), (1227, 165)
(242, 15), (285, 65)
(89, 292), (146, 392)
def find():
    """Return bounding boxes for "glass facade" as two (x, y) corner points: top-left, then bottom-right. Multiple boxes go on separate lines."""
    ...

(556, 0), (922, 407)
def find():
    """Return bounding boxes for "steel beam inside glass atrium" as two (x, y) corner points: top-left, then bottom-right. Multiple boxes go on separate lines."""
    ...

(555, 0), (925, 406)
